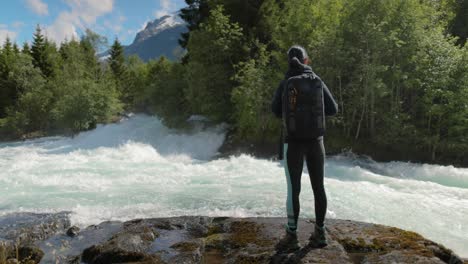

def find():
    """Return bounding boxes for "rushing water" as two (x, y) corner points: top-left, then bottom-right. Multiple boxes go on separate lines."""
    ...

(0, 114), (467, 257)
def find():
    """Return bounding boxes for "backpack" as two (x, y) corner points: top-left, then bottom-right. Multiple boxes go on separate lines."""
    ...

(282, 73), (325, 139)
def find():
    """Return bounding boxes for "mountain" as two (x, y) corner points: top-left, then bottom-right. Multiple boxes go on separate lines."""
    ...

(101, 14), (187, 62)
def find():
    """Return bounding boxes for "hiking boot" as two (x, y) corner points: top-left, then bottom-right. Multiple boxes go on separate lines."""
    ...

(275, 229), (300, 253)
(309, 224), (327, 248)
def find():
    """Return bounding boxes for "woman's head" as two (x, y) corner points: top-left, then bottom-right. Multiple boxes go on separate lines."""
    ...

(287, 45), (309, 65)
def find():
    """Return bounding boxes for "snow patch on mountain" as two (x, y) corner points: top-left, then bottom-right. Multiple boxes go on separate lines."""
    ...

(133, 14), (185, 45)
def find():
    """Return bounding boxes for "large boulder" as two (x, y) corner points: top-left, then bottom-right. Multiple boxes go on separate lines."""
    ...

(1, 214), (464, 264)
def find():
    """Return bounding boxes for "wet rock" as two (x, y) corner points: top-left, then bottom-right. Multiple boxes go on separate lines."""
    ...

(6, 259), (19, 264)
(362, 250), (445, 264)
(0, 242), (44, 264)
(0, 212), (71, 244)
(186, 221), (209, 238)
(168, 239), (204, 263)
(17, 246), (44, 263)
(81, 220), (160, 263)
(81, 245), (156, 264)
(326, 219), (464, 264)
(170, 240), (203, 252)
(66, 226), (80, 237)
(234, 251), (274, 264)
(36, 220), (123, 264)
(204, 233), (230, 251)
(66, 255), (81, 264)
(2, 215), (464, 264)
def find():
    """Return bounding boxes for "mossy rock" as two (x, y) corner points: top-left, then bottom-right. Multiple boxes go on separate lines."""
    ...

(229, 221), (273, 248)
(206, 224), (224, 236)
(338, 237), (385, 253)
(0, 246), (45, 264)
(234, 252), (273, 264)
(204, 233), (230, 250)
(170, 241), (201, 252)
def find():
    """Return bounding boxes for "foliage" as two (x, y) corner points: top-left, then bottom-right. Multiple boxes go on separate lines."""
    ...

(108, 38), (126, 80)
(231, 43), (280, 140)
(185, 5), (243, 122)
(0, 0), (467, 165)
(146, 57), (190, 127)
(0, 28), (122, 138)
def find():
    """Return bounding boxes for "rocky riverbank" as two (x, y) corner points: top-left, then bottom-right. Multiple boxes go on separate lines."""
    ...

(0, 212), (465, 264)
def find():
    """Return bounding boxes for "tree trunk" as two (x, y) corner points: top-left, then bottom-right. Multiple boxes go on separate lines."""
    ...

(338, 75), (345, 133)
(348, 108), (357, 137)
(355, 101), (366, 140)
(370, 81), (375, 138)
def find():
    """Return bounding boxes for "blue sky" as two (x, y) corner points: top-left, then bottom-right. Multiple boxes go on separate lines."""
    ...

(0, 0), (187, 46)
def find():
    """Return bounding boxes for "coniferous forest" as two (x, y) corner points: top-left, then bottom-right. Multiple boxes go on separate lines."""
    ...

(0, 0), (467, 165)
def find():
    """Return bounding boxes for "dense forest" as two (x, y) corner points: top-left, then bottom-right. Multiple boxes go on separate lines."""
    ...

(0, 0), (467, 165)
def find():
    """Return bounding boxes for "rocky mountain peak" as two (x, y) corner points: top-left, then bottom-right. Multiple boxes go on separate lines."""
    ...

(133, 13), (185, 45)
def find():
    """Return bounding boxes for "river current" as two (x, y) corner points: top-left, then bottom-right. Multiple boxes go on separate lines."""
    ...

(0, 114), (467, 257)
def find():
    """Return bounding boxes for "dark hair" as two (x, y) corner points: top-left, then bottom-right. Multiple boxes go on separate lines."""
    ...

(287, 45), (308, 63)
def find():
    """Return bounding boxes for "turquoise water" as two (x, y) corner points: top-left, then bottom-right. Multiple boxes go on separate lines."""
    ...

(0, 114), (467, 257)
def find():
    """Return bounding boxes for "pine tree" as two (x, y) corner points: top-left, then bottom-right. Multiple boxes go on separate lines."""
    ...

(3, 37), (13, 55)
(12, 43), (20, 54)
(22, 42), (31, 55)
(30, 26), (58, 78)
(42, 39), (59, 77)
(179, 0), (211, 49)
(80, 30), (104, 79)
(449, 0), (468, 45)
(0, 37), (16, 118)
(31, 25), (46, 71)
(108, 38), (125, 79)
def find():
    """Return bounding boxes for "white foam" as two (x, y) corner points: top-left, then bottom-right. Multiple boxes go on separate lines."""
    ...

(0, 114), (467, 257)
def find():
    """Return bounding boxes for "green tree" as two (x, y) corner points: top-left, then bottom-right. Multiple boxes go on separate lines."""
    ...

(31, 25), (59, 77)
(449, 0), (468, 45)
(12, 43), (20, 54)
(0, 37), (17, 118)
(146, 57), (190, 126)
(31, 25), (46, 73)
(185, 5), (243, 121)
(81, 28), (108, 53)
(80, 30), (105, 80)
(231, 43), (280, 140)
(2, 37), (13, 54)
(22, 42), (31, 55)
(179, 0), (211, 49)
(108, 38), (126, 79)
(52, 38), (122, 133)
(123, 55), (148, 110)
(2, 53), (50, 135)
(412, 28), (468, 161)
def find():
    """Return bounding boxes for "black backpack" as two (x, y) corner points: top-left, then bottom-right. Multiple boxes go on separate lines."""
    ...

(282, 73), (325, 139)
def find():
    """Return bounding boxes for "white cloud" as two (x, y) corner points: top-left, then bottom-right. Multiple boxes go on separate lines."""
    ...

(25, 0), (49, 16)
(103, 14), (126, 34)
(12, 21), (25, 29)
(0, 28), (17, 45)
(155, 0), (175, 18)
(45, 0), (114, 44)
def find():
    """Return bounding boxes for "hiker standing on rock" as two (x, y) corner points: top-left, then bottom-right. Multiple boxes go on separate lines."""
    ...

(271, 45), (338, 253)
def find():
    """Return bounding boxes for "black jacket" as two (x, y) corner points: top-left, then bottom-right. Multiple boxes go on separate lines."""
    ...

(271, 58), (338, 119)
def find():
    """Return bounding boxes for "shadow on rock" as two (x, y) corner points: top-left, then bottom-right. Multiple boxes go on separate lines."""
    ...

(270, 243), (319, 264)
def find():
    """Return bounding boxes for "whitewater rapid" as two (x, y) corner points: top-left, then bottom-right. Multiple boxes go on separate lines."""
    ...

(0, 114), (467, 257)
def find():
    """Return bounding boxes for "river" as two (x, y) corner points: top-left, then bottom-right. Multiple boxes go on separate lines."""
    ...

(0, 114), (467, 257)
